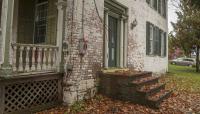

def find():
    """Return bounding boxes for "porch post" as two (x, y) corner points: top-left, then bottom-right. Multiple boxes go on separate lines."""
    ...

(0, 0), (15, 77)
(104, 8), (109, 68)
(56, 0), (67, 72)
(119, 16), (124, 68)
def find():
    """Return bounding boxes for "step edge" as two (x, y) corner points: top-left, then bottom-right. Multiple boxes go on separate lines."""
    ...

(137, 83), (166, 95)
(132, 77), (159, 85)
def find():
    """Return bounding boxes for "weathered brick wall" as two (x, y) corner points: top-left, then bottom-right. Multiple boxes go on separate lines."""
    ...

(62, 0), (168, 105)
(116, 0), (168, 73)
(63, 0), (104, 105)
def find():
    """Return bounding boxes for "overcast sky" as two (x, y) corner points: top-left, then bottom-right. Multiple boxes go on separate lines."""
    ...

(168, 0), (179, 33)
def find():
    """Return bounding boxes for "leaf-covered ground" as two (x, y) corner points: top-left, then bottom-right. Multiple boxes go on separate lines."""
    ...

(37, 65), (200, 114)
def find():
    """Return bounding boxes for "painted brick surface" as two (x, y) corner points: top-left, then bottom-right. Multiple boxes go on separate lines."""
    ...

(62, 0), (168, 105)
(117, 0), (168, 73)
(63, 0), (104, 105)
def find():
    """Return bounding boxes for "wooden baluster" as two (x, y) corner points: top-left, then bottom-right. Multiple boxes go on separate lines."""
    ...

(18, 46), (24, 72)
(43, 48), (47, 70)
(53, 48), (57, 69)
(31, 47), (36, 71)
(25, 46), (30, 71)
(48, 48), (52, 69)
(12, 45), (17, 72)
(37, 47), (42, 70)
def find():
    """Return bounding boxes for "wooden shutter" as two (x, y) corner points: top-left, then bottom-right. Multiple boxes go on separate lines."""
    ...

(46, 0), (58, 45)
(154, 0), (158, 10)
(163, 0), (166, 17)
(158, 0), (161, 14)
(156, 27), (160, 55)
(146, 22), (150, 55)
(146, 0), (150, 4)
(153, 26), (156, 55)
(18, 0), (35, 44)
(164, 32), (167, 56)
(158, 29), (162, 56)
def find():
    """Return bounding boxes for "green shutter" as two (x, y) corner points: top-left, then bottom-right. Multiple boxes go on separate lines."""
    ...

(158, 0), (161, 14)
(146, 0), (150, 4)
(164, 32), (167, 57)
(153, 26), (157, 55)
(146, 22), (150, 55)
(163, 0), (166, 17)
(154, 0), (158, 10)
(156, 27), (160, 55)
(158, 29), (162, 56)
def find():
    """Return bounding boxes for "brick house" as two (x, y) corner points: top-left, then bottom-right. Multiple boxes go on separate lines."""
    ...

(0, 0), (168, 113)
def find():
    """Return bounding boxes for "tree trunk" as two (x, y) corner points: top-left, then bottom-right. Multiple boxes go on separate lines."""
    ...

(196, 46), (200, 72)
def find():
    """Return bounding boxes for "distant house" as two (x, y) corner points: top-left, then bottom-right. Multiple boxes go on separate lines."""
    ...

(0, 0), (168, 113)
(169, 47), (184, 59)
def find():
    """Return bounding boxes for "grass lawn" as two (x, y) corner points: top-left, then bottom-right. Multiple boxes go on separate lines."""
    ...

(165, 64), (200, 93)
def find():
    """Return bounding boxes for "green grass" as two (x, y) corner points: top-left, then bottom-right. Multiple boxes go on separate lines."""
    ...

(165, 65), (200, 93)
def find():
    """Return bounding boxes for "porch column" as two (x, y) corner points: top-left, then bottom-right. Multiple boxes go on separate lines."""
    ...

(56, 0), (67, 72)
(119, 16), (124, 68)
(0, 0), (15, 77)
(104, 8), (109, 68)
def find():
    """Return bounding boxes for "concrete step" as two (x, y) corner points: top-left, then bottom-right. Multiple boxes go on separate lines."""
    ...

(137, 83), (166, 97)
(132, 72), (152, 80)
(132, 77), (159, 86)
(146, 89), (173, 108)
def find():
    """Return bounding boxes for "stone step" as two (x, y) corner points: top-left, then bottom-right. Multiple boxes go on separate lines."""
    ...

(132, 77), (159, 86)
(137, 83), (166, 97)
(133, 72), (152, 80)
(146, 89), (173, 108)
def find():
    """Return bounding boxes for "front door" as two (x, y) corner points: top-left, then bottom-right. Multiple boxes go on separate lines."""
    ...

(108, 16), (118, 67)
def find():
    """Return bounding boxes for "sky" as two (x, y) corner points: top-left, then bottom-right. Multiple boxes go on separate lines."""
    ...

(168, 0), (179, 32)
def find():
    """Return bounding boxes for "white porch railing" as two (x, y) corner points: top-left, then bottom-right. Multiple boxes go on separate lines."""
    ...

(12, 43), (59, 73)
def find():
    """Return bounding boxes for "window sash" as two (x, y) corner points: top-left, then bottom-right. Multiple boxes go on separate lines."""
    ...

(146, 21), (167, 57)
(34, 0), (48, 44)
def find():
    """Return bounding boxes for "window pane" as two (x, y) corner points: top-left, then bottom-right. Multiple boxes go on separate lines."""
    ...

(34, 1), (48, 44)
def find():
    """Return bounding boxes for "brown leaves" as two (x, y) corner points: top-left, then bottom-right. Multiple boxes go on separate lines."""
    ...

(37, 92), (200, 114)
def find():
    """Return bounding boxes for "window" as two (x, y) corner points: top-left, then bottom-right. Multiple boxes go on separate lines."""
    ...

(146, 21), (167, 57)
(146, 0), (167, 18)
(34, 0), (48, 44)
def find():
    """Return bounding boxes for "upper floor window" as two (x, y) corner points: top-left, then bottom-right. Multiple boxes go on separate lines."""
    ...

(146, 0), (167, 18)
(146, 21), (167, 57)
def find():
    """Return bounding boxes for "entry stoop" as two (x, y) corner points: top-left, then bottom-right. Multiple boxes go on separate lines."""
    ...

(99, 70), (172, 109)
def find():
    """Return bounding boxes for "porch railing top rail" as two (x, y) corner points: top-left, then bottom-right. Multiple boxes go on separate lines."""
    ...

(12, 43), (58, 48)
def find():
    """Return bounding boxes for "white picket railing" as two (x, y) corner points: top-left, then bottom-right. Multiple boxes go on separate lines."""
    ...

(12, 43), (58, 73)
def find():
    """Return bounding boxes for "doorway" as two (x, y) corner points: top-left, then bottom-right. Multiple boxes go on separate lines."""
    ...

(108, 16), (118, 67)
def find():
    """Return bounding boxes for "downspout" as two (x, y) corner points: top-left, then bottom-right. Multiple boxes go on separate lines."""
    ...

(79, 0), (87, 57)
